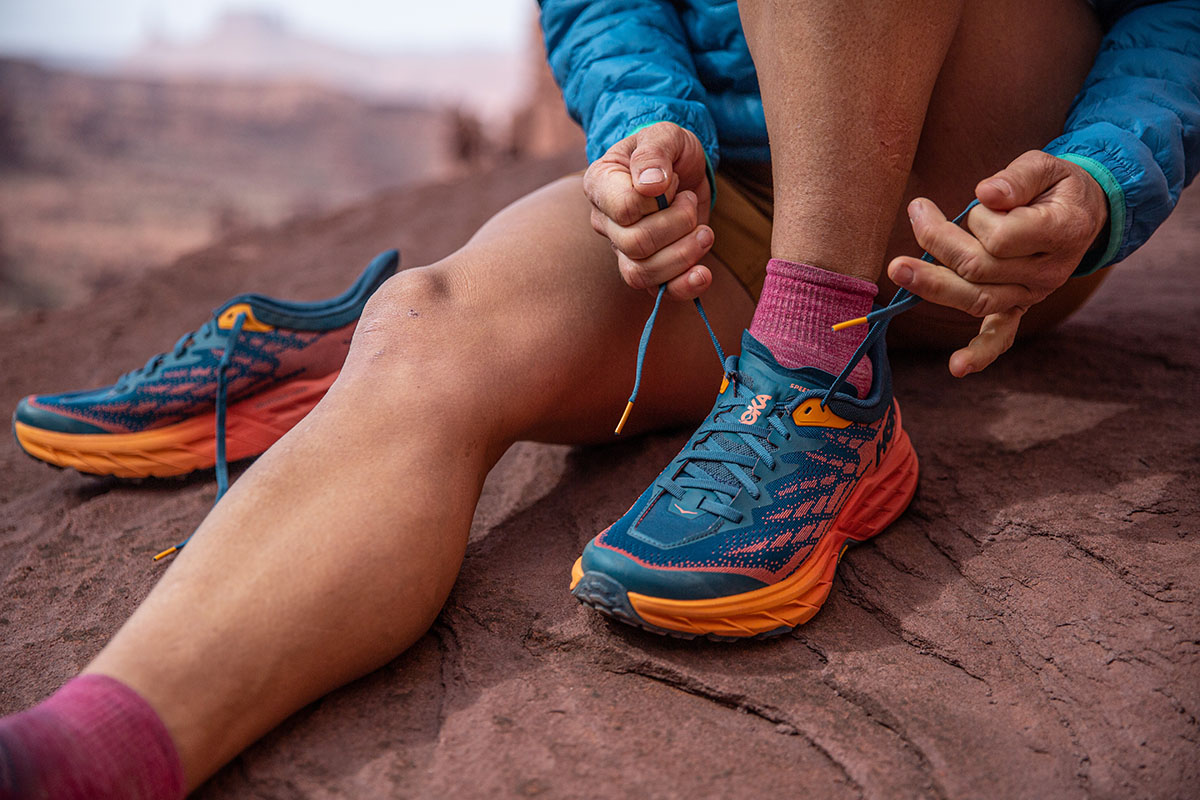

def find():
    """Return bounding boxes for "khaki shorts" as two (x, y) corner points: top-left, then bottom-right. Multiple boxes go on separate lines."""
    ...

(708, 165), (775, 301)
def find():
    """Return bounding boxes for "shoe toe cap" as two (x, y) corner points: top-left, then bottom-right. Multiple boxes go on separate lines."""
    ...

(14, 395), (108, 434)
(579, 537), (766, 601)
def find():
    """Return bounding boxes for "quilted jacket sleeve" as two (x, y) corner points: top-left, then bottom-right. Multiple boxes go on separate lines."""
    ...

(538, 0), (721, 166)
(1044, 0), (1200, 273)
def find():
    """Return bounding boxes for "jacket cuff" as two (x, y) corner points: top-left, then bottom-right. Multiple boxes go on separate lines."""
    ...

(1053, 153), (1127, 276)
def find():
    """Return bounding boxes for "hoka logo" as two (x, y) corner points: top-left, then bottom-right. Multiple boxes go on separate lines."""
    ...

(740, 394), (772, 425)
(875, 404), (896, 466)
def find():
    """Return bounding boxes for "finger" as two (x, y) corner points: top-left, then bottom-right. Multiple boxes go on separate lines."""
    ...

(663, 264), (713, 301)
(584, 164), (673, 226)
(629, 126), (687, 197)
(628, 134), (676, 196)
(617, 226), (714, 290)
(600, 191), (700, 260)
(975, 150), (1069, 211)
(909, 197), (1001, 283)
(966, 203), (1061, 259)
(888, 256), (1038, 317)
(949, 308), (1023, 377)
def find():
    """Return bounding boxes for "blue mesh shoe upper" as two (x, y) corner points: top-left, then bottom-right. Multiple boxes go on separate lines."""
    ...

(16, 251), (398, 436)
(582, 330), (897, 600)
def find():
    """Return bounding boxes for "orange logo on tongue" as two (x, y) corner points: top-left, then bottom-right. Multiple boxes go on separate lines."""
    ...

(740, 394), (771, 425)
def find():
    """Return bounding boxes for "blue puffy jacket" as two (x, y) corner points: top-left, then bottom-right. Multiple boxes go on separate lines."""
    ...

(540, 0), (1200, 273)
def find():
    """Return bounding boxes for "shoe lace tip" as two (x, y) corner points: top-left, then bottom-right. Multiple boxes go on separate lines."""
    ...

(152, 546), (178, 562)
(831, 316), (867, 332)
(614, 400), (634, 435)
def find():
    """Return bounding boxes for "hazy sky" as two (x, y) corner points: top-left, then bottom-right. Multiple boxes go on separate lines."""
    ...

(0, 0), (532, 60)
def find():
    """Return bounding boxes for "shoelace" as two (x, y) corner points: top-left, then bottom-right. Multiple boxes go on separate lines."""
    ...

(615, 198), (978, 515)
(153, 311), (247, 560)
(656, 360), (792, 522)
(116, 318), (219, 390)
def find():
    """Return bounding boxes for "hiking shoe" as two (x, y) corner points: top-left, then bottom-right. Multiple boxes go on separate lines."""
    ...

(571, 330), (917, 639)
(13, 250), (398, 478)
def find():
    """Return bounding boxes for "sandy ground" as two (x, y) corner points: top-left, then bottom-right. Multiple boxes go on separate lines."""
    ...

(1, 155), (1197, 799)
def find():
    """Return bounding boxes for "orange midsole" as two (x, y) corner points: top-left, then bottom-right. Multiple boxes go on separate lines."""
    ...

(626, 424), (916, 624)
(14, 371), (338, 475)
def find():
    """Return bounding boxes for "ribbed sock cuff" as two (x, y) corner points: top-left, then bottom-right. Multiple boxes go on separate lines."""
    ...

(0, 674), (185, 800)
(749, 259), (878, 396)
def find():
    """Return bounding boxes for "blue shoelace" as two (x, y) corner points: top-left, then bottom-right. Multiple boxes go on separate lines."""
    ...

(153, 311), (246, 560)
(614, 198), (978, 517)
(656, 359), (792, 523)
(116, 316), (222, 389)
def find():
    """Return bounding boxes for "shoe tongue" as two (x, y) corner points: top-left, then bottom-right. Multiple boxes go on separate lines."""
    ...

(735, 330), (846, 401)
(647, 333), (852, 533)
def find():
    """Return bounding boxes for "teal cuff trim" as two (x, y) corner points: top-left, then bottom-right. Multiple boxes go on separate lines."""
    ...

(703, 150), (717, 210)
(1055, 153), (1126, 276)
(627, 120), (718, 209)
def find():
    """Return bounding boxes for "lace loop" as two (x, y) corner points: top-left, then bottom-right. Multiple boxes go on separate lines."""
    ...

(614, 286), (728, 434)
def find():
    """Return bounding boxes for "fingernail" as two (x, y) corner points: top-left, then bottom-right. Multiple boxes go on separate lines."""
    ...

(907, 199), (922, 223)
(688, 270), (706, 288)
(696, 228), (713, 248)
(894, 264), (914, 285)
(961, 363), (976, 376)
(985, 179), (1011, 198)
(638, 167), (665, 185)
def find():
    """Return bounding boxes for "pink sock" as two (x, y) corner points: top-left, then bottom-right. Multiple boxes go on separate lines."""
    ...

(0, 675), (184, 800)
(748, 258), (878, 397)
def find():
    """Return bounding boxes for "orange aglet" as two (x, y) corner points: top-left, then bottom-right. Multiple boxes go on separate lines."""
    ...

(614, 401), (634, 435)
(153, 546), (178, 562)
(831, 316), (868, 332)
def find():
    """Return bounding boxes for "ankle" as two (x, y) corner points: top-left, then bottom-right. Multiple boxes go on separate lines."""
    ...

(749, 258), (878, 395)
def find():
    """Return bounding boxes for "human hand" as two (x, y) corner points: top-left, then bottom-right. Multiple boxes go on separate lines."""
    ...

(887, 150), (1109, 377)
(583, 121), (714, 300)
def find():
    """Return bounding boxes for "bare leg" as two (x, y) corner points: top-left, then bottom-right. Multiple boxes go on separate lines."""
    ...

(83, 177), (755, 789)
(736, 0), (1102, 337)
(738, 0), (965, 281)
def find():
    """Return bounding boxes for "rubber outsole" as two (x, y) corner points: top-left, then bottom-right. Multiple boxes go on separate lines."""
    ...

(571, 416), (919, 640)
(12, 372), (338, 478)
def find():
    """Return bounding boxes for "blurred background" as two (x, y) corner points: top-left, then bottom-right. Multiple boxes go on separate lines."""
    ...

(0, 0), (583, 317)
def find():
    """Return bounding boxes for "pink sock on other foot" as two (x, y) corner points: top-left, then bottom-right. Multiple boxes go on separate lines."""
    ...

(748, 258), (878, 396)
(0, 674), (184, 800)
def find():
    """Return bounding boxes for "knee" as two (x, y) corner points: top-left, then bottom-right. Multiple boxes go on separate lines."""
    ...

(357, 265), (459, 338)
(338, 263), (479, 384)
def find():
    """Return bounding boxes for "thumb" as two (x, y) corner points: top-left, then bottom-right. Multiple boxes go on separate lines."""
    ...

(975, 150), (1066, 211)
(628, 125), (680, 197)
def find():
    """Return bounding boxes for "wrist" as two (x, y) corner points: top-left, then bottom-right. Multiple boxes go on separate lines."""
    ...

(1052, 152), (1125, 275)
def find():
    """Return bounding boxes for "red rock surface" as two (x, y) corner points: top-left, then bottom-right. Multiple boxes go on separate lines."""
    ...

(1, 155), (1197, 798)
